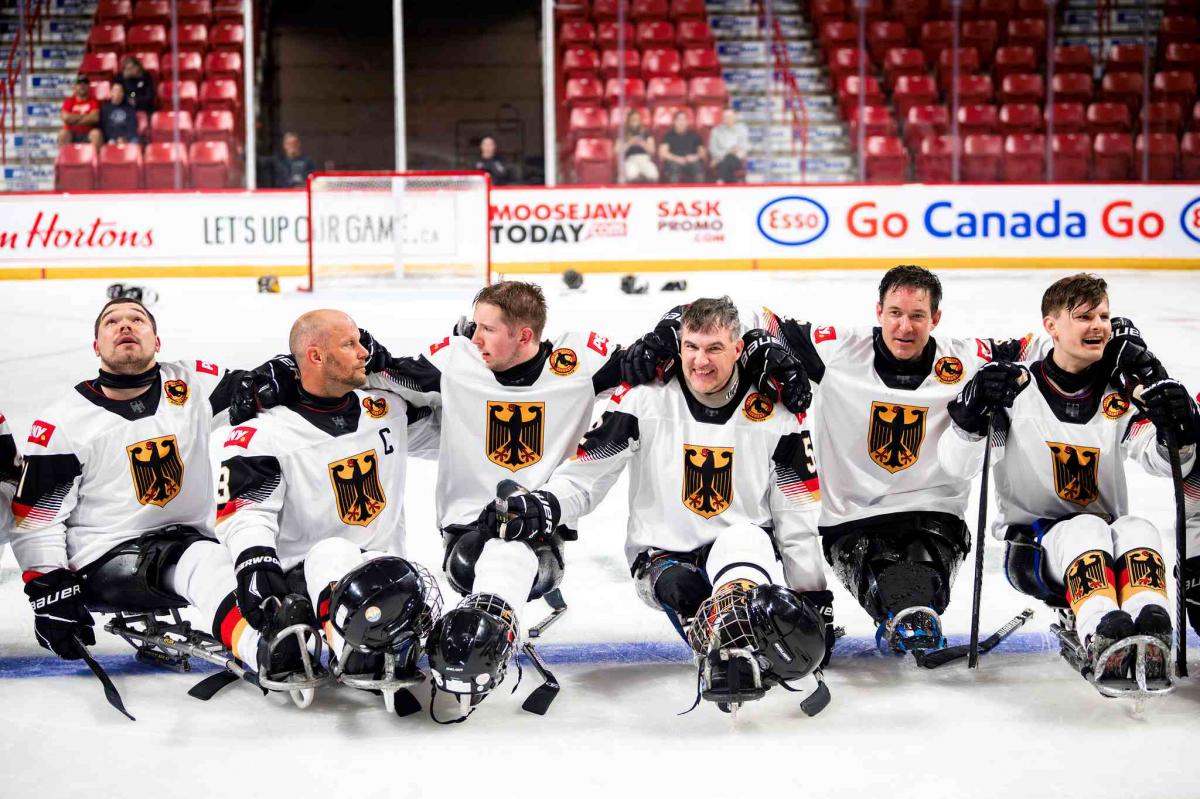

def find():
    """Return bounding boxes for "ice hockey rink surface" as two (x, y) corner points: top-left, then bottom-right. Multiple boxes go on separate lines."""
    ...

(1, 270), (1197, 799)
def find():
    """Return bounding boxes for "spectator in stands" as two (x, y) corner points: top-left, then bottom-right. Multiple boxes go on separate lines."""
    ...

(58, 76), (101, 151)
(99, 82), (139, 145)
(708, 108), (749, 184)
(658, 110), (706, 183)
(620, 109), (658, 183)
(117, 56), (155, 115)
(273, 132), (317, 188)
(472, 135), (511, 185)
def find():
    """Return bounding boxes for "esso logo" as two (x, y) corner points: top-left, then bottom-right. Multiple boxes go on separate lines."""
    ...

(757, 196), (829, 246)
(1179, 196), (1200, 244)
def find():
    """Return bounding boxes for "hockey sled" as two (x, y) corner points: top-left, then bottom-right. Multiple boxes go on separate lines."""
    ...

(1051, 610), (1175, 701)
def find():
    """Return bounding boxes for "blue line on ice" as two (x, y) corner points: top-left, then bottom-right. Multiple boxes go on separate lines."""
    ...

(2, 629), (1197, 679)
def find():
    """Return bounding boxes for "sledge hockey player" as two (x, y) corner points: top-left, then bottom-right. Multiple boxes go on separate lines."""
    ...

(939, 273), (1198, 695)
(1, 410), (19, 550)
(8, 298), (320, 702)
(758, 265), (1038, 655)
(214, 309), (442, 714)
(485, 298), (831, 714)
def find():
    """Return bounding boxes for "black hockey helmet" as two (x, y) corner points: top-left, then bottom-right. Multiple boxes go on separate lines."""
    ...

(747, 585), (825, 682)
(426, 594), (518, 696)
(329, 557), (435, 653)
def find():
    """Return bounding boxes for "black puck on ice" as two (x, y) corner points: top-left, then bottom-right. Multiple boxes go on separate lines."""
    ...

(620, 274), (648, 294)
(563, 269), (583, 290)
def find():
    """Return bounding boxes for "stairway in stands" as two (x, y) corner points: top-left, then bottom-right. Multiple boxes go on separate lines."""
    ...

(0, 0), (95, 191)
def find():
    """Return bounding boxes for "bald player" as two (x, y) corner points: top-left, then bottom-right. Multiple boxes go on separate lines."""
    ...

(214, 310), (441, 700)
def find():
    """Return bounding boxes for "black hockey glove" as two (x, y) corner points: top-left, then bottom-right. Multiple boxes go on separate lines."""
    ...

(359, 328), (393, 374)
(948, 361), (1029, 436)
(740, 330), (812, 414)
(479, 490), (562, 542)
(234, 546), (291, 631)
(452, 315), (476, 339)
(621, 305), (685, 386)
(1139, 378), (1200, 447)
(24, 569), (94, 660)
(1105, 338), (1167, 396)
(228, 354), (299, 426)
(799, 589), (835, 669)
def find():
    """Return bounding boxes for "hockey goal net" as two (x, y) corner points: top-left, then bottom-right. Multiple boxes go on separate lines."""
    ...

(304, 171), (491, 290)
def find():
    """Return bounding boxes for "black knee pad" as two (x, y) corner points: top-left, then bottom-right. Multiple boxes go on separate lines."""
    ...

(442, 525), (564, 602)
(1003, 526), (1069, 608)
(828, 513), (968, 621)
(652, 559), (712, 620)
(80, 525), (212, 612)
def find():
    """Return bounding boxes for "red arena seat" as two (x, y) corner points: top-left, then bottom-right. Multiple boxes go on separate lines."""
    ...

(1160, 15), (1200, 49)
(96, 0), (132, 24)
(127, 50), (161, 79)
(126, 23), (168, 53)
(1006, 18), (1046, 58)
(591, 0), (629, 21)
(993, 45), (1036, 80)
(177, 0), (213, 24)
(809, 0), (847, 27)
(998, 73), (1042, 106)
(1181, 131), (1200, 179)
(961, 133), (1003, 181)
(1105, 44), (1147, 75)
(1092, 132), (1133, 180)
(1087, 102), (1132, 135)
(839, 75), (886, 116)
(562, 47), (600, 79)
(830, 47), (871, 86)
(144, 141), (190, 188)
(55, 144), (97, 191)
(162, 51), (203, 83)
(958, 103), (999, 135)
(864, 135), (910, 181)
(954, 74), (995, 105)
(1153, 70), (1197, 114)
(650, 104), (694, 138)
(132, 0), (169, 25)
(601, 48), (640, 79)
(1045, 102), (1086, 133)
(212, 0), (243, 21)
(573, 137), (614, 182)
(1052, 45), (1094, 76)
(1136, 132), (1179, 179)
(999, 102), (1042, 134)
(210, 22), (245, 51)
(694, 103), (724, 139)
(961, 20), (998, 62)
(604, 76), (646, 106)
(150, 109), (194, 144)
(892, 0), (929, 38)
(158, 80), (198, 114)
(98, 142), (143, 189)
(938, 48), (982, 92)
(904, 103), (949, 150)
(867, 21), (909, 65)
(635, 20), (675, 50)
(641, 48), (681, 79)
(1100, 72), (1146, 115)
(1003, 132), (1046, 180)
(850, 105), (900, 140)
(647, 75), (687, 106)
(894, 74), (938, 117)
(560, 21), (597, 48)
(566, 76), (606, 107)
(820, 22), (859, 51)
(175, 23), (210, 55)
(1051, 132), (1091, 179)
(1142, 101), (1185, 134)
(883, 48), (927, 88)
(688, 76), (728, 105)
(917, 134), (958, 181)
(87, 23), (126, 56)
(631, 0), (669, 20)
(199, 78), (239, 113)
(675, 19), (713, 47)
(89, 80), (112, 102)
(1164, 43), (1200, 81)
(80, 52), (118, 82)
(190, 140), (232, 188)
(919, 20), (956, 62)
(1051, 73), (1093, 106)
(670, 0), (706, 18)
(681, 47), (720, 77)
(194, 108), (237, 149)
(976, 0), (1014, 26)
(597, 21), (635, 48)
(568, 106), (609, 146)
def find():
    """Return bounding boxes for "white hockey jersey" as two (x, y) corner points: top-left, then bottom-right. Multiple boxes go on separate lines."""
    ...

(762, 312), (1037, 532)
(10, 360), (237, 572)
(369, 331), (623, 529)
(214, 389), (438, 570)
(939, 360), (1197, 538)
(541, 375), (820, 568)
(0, 411), (19, 546)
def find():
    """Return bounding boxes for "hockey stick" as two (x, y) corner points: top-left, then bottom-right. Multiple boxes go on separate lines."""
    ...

(77, 639), (135, 721)
(967, 413), (994, 669)
(916, 608), (1035, 669)
(1167, 433), (1188, 678)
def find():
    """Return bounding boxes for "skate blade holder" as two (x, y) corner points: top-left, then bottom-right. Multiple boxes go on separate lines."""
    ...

(1090, 635), (1177, 700)
(105, 609), (195, 673)
(333, 646), (426, 715)
(882, 606), (944, 654)
(520, 589), (568, 715)
(701, 646), (766, 707)
(256, 622), (332, 709)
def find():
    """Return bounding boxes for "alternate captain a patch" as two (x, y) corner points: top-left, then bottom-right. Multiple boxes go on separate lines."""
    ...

(486, 401), (545, 472)
(1048, 441), (1100, 507)
(329, 450), (386, 526)
(683, 445), (734, 519)
(127, 435), (185, 507)
(868, 402), (928, 473)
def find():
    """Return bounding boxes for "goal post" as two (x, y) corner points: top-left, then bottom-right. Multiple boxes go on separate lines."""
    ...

(304, 170), (492, 290)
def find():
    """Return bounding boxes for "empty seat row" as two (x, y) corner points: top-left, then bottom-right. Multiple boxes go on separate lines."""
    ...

(56, 141), (238, 190)
(822, 18), (1050, 61)
(88, 21), (244, 56)
(560, 19), (712, 50)
(555, 0), (708, 21)
(562, 45), (720, 79)
(811, 0), (1060, 29)
(80, 50), (242, 83)
(565, 75), (727, 108)
(96, 0), (244, 25)
(863, 132), (1200, 181)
